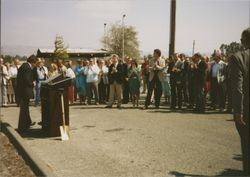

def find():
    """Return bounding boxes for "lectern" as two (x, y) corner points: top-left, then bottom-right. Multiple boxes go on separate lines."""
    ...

(40, 74), (72, 137)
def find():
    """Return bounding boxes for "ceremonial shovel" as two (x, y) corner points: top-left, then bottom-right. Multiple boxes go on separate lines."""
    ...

(59, 93), (69, 141)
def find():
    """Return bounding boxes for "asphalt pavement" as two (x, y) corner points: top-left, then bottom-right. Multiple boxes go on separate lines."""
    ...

(0, 99), (243, 177)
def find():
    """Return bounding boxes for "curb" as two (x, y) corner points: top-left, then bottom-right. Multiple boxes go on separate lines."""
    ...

(0, 119), (57, 177)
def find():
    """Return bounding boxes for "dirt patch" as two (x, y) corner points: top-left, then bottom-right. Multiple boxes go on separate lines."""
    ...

(0, 132), (35, 177)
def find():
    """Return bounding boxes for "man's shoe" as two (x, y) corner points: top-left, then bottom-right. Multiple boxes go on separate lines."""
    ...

(30, 122), (36, 126)
(225, 109), (232, 113)
(2, 104), (8, 107)
(142, 106), (148, 110)
(193, 108), (205, 113)
(117, 105), (122, 109)
(38, 121), (42, 126)
(105, 105), (112, 108)
(18, 129), (31, 134)
(219, 108), (226, 113)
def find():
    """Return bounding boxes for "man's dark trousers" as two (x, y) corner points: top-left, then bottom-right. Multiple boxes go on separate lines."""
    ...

(145, 76), (162, 107)
(18, 98), (32, 132)
(235, 122), (250, 175)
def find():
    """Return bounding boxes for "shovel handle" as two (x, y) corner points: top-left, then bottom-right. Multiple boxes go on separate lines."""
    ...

(61, 93), (66, 127)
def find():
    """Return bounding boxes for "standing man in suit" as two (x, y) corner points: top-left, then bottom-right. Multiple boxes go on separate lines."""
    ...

(170, 53), (184, 110)
(192, 53), (206, 113)
(122, 56), (131, 104)
(106, 54), (124, 108)
(143, 49), (165, 109)
(17, 55), (38, 133)
(229, 27), (249, 176)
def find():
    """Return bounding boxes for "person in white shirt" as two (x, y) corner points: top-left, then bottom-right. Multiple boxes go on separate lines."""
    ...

(84, 58), (100, 105)
(57, 59), (67, 74)
(35, 58), (48, 106)
(0, 58), (9, 107)
(6, 62), (15, 104)
(8, 60), (19, 103)
(98, 59), (109, 104)
(210, 51), (226, 111)
(65, 62), (76, 79)
(10, 58), (21, 104)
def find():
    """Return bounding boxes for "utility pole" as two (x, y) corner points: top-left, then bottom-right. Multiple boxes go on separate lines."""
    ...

(192, 40), (195, 56)
(169, 0), (176, 58)
(104, 23), (107, 50)
(0, 0), (1, 57)
(122, 14), (126, 59)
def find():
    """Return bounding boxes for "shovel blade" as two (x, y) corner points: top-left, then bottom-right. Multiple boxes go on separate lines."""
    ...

(60, 126), (69, 141)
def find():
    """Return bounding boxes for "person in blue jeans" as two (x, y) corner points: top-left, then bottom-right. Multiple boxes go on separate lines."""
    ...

(34, 58), (48, 106)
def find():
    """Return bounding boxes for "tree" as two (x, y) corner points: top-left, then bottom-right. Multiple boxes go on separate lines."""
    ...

(219, 42), (244, 57)
(2, 55), (13, 63)
(54, 35), (69, 61)
(102, 23), (140, 59)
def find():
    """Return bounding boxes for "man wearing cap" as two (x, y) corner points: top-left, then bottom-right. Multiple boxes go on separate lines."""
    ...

(229, 27), (250, 176)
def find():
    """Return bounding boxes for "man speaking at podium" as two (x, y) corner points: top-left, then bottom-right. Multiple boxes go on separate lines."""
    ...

(17, 55), (38, 133)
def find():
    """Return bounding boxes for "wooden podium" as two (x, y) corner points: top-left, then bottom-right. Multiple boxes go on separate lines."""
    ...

(40, 74), (72, 137)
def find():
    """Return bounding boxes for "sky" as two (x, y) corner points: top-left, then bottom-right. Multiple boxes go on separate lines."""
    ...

(1, 0), (250, 56)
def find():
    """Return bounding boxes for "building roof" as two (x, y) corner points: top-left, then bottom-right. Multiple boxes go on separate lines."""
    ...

(37, 48), (111, 58)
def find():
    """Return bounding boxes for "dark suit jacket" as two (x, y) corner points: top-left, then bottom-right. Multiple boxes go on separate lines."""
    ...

(32, 66), (39, 82)
(229, 49), (249, 118)
(108, 63), (124, 84)
(122, 63), (129, 79)
(167, 61), (175, 84)
(193, 60), (206, 86)
(16, 62), (34, 99)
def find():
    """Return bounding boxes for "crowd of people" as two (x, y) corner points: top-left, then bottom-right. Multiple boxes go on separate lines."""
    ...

(0, 58), (21, 107)
(1, 49), (233, 113)
(1, 27), (249, 176)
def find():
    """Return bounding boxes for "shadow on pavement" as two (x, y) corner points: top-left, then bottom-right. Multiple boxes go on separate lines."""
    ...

(169, 168), (245, 177)
(169, 171), (206, 177)
(233, 154), (243, 162)
(16, 128), (60, 140)
(71, 106), (107, 110)
(146, 109), (227, 115)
